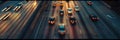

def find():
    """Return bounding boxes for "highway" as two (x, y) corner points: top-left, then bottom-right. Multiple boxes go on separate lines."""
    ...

(0, 1), (120, 39)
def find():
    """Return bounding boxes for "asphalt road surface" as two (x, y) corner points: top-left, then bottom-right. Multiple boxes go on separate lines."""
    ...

(0, 1), (120, 39)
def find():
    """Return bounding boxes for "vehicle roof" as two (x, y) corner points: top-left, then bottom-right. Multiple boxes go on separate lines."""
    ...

(60, 10), (64, 11)
(49, 17), (55, 19)
(68, 8), (72, 9)
(75, 6), (79, 7)
(59, 24), (65, 28)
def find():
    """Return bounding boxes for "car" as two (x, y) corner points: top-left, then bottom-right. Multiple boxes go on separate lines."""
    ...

(87, 1), (92, 6)
(67, 8), (72, 16)
(0, 14), (8, 21)
(0, 13), (11, 21)
(2, 7), (7, 12)
(13, 6), (22, 12)
(69, 16), (76, 24)
(13, 4), (23, 12)
(59, 10), (64, 16)
(2, 6), (13, 12)
(89, 15), (99, 22)
(58, 24), (66, 36)
(74, 6), (79, 12)
(2, 13), (11, 21)
(48, 17), (55, 24)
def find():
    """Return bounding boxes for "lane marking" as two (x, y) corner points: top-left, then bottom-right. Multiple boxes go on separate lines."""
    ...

(106, 15), (113, 18)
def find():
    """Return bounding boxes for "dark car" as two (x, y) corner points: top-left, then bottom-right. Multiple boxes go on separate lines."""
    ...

(2, 6), (13, 12)
(69, 16), (76, 24)
(89, 15), (99, 22)
(48, 17), (55, 24)
(87, 1), (92, 6)
(59, 10), (64, 16)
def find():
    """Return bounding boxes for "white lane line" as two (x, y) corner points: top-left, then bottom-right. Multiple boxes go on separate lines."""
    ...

(106, 15), (113, 18)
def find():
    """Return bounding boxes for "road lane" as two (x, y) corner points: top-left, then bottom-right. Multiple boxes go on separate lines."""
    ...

(78, 1), (102, 39)
(0, 1), (22, 39)
(6, 1), (39, 39)
(4, 1), (33, 38)
(65, 1), (74, 39)
(92, 1), (120, 38)
(80, 1), (117, 39)
(22, 1), (46, 39)
(12, 1), (39, 39)
(73, 1), (89, 39)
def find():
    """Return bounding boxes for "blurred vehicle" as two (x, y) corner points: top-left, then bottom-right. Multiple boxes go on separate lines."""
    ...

(67, 8), (72, 16)
(0, 13), (11, 21)
(48, 17), (55, 25)
(0, 14), (7, 21)
(87, 1), (92, 6)
(74, 6), (79, 12)
(59, 10), (64, 16)
(13, 3), (23, 12)
(2, 6), (13, 12)
(89, 15), (99, 22)
(69, 16), (76, 24)
(58, 24), (66, 36)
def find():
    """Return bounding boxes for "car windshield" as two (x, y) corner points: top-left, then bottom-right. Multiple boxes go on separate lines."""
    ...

(68, 9), (72, 11)
(49, 18), (54, 21)
(60, 10), (64, 13)
(75, 6), (79, 9)
(70, 18), (75, 20)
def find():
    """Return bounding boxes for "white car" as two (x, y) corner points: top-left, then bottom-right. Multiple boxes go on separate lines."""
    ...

(2, 8), (7, 12)
(13, 3), (22, 12)
(13, 6), (22, 12)
(2, 6), (12, 12)
(0, 13), (11, 21)
(75, 6), (79, 11)
(67, 8), (72, 16)
(67, 8), (72, 13)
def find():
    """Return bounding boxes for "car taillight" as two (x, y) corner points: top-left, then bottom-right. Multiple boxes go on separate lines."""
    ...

(48, 21), (50, 23)
(51, 21), (55, 24)
(71, 20), (74, 23)
(92, 18), (95, 19)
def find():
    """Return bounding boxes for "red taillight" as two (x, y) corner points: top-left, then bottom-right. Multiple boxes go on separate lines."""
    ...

(48, 21), (50, 23)
(51, 21), (55, 24)
(92, 18), (95, 19)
